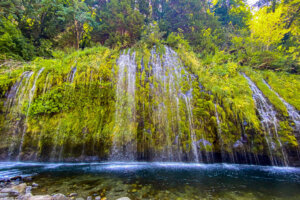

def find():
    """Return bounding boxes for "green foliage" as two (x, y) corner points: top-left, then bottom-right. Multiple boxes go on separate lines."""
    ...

(0, 16), (35, 60)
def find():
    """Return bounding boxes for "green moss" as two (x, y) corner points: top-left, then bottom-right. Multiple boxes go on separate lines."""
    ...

(262, 71), (300, 111)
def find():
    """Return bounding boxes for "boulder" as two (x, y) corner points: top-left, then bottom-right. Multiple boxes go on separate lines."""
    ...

(0, 193), (9, 198)
(1, 188), (20, 196)
(13, 183), (27, 194)
(18, 193), (33, 200)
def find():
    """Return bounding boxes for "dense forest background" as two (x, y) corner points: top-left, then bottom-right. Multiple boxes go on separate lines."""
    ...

(0, 0), (299, 73)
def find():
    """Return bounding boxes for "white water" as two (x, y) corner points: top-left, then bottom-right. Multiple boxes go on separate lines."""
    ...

(262, 79), (300, 133)
(17, 68), (44, 160)
(243, 74), (288, 166)
(110, 50), (137, 160)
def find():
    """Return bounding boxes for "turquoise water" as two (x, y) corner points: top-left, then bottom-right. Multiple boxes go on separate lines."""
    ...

(1, 162), (300, 199)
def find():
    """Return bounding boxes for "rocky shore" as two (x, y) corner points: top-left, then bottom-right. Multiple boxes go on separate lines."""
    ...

(0, 177), (130, 200)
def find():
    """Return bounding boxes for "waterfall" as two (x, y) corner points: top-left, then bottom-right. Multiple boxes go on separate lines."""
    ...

(149, 46), (200, 161)
(243, 74), (288, 166)
(68, 67), (77, 83)
(215, 103), (226, 162)
(110, 50), (137, 160)
(17, 68), (44, 160)
(5, 71), (34, 159)
(262, 79), (300, 133)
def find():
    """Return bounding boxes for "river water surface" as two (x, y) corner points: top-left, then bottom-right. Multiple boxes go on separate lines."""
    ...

(1, 162), (300, 199)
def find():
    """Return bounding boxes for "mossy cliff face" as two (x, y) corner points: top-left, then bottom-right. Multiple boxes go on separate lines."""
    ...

(0, 46), (299, 166)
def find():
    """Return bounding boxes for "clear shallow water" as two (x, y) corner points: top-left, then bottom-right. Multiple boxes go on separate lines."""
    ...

(1, 162), (300, 200)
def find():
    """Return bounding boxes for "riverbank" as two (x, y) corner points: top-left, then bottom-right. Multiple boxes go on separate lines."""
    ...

(0, 177), (130, 200)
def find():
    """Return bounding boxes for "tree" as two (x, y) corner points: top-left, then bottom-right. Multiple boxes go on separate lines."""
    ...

(57, 0), (95, 49)
(250, 6), (290, 51)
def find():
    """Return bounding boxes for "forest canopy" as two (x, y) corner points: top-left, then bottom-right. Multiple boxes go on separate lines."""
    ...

(0, 0), (299, 73)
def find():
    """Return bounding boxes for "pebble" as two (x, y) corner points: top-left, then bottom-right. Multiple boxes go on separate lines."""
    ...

(86, 196), (92, 200)
(69, 193), (78, 197)
(32, 183), (38, 188)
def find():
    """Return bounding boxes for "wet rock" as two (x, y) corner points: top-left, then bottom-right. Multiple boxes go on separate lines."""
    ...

(26, 186), (32, 194)
(10, 176), (22, 181)
(233, 140), (243, 148)
(23, 177), (33, 182)
(95, 196), (101, 200)
(13, 183), (27, 194)
(69, 193), (78, 197)
(116, 198), (131, 200)
(18, 193), (33, 200)
(52, 193), (68, 200)
(28, 195), (52, 200)
(32, 183), (38, 188)
(0, 193), (9, 198)
(1, 188), (20, 196)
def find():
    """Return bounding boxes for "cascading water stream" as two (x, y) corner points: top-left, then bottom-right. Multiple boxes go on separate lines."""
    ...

(243, 74), (288, 166)
(17, 68), (44, 160)
(262, 79), (300, 133)
(5, 71), (34, 159)
(215, 103), (226, 162)
(149, 46), (201, 161)
(110, 50), (137, 160)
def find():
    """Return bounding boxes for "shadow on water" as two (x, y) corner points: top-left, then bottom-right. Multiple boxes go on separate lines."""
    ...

(1, 162), (300, 199)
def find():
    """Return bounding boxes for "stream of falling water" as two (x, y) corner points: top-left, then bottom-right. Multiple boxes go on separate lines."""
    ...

(243, 74), (288, 166)
(149, 46), (200, 161)
(215, 103), (226, 162)
(17, 68), (44, 160)
(262, 79), (300, 133)
(5, 71), (33, 159)
(110, 50), (137, 160)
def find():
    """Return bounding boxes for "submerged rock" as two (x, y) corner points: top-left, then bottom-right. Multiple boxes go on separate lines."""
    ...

(52, 193), (68, 200)
(1, 188), (20, 196)
(116, 197), (131, 200)
(12, 183), (27, 194)
(32, 183), (38, 188)
(0, 192), (9, 198)
(26, 186), (32, 194)
(28, 195), (52, 200)
(69, 193), (78, 197)
(94, 196), (101, 200)
(19, 193), (33, 200)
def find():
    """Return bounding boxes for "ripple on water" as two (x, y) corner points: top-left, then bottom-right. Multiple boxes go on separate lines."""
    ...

(0, 162), (300, 200)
